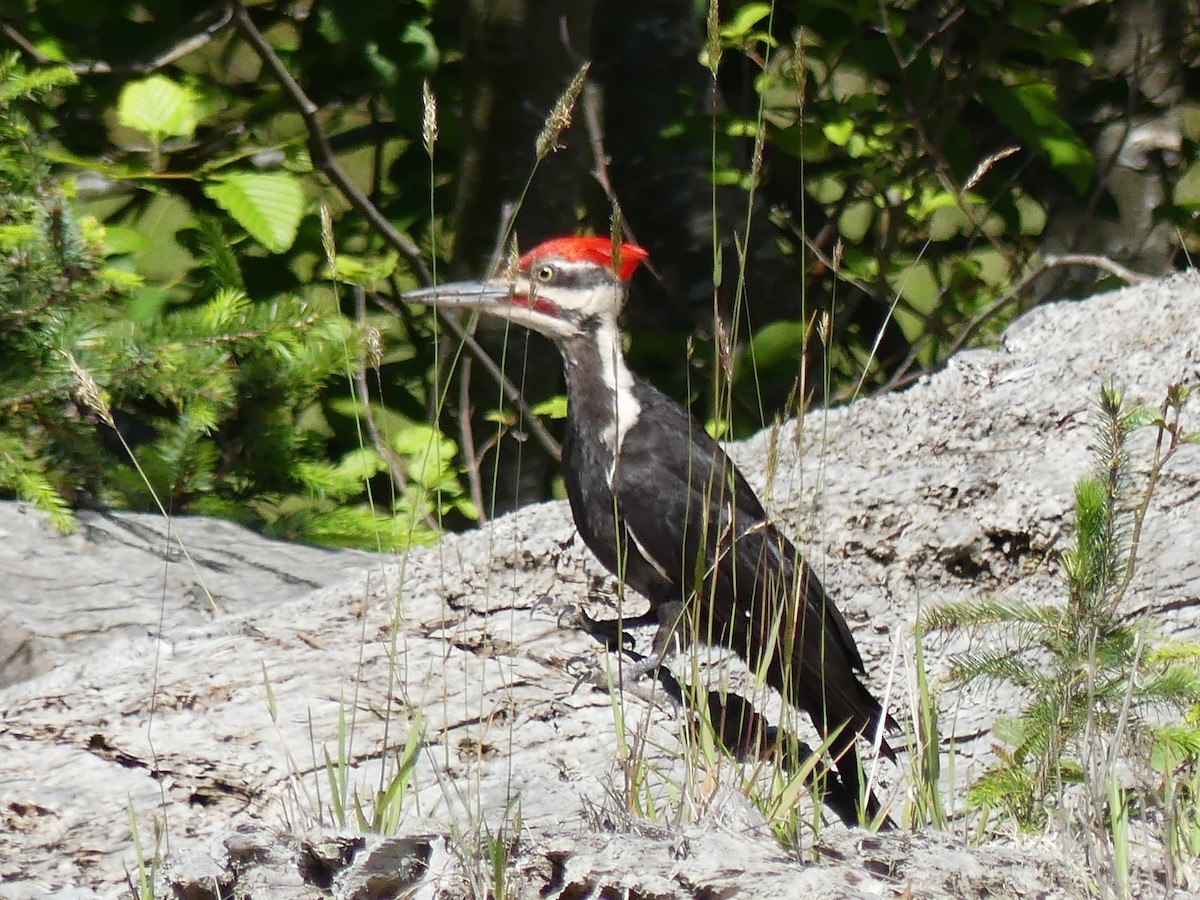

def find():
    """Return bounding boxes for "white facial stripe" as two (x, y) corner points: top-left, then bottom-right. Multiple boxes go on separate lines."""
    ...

(499, 299), (575, 339)
(529, 259), (624, 317)
(554, 283), (613, 313)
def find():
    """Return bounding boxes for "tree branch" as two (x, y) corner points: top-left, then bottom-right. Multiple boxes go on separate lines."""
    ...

(456, 356), (488, 523)
(3, 6), (232, 76)
(228, 0), (432, 284)
(231, 0), (561, 464)
(372, 291), (562, 462)
(862, 253), (1153, 400)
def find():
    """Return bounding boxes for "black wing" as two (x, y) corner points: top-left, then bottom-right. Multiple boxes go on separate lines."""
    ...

(611, 383), (890, 745)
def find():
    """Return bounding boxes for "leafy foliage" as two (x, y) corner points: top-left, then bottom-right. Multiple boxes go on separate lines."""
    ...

(694, 1), (1198, 412)
(0, 54), (466, 548)
(0, 53), (103, 531)
(0, 1), (1196, 538)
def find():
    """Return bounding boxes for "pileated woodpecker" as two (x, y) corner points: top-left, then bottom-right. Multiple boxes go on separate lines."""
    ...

(404, 236), (896, 823)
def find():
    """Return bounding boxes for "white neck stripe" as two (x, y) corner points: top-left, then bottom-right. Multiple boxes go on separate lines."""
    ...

(594, 318), (641, 488)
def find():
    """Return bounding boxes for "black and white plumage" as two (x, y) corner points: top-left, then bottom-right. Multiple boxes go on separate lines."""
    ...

(403, 236), (896, 824)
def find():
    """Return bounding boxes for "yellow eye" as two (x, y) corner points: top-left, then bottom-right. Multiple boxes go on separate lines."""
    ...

(535, 264), (555, 283)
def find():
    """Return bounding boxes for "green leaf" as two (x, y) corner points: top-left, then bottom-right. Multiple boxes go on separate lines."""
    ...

(823, 119), (855, 147)
(332, 252), (399, 288)
(746, 319), (807, 371)
(393, 423), (457, 462)
(117, 75), (200, 141)
(95, 224), (149, 256)
(203, 172), (305, 253)
(1121, 405), (1158, 430)
(721, 3), (771, 40)
(399, 22), (439, 70)
(483, 407), (516, 427)
(529, 395), (568, 419)
(980, 80), (1093, 195)
(914, 186), (962, 218)
(705, 418), (730, 440)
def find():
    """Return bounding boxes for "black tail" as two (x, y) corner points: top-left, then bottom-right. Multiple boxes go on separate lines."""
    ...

(806, 666), (899, 827)
(646, 664), (887, 828)
(826, 722), (894, 829)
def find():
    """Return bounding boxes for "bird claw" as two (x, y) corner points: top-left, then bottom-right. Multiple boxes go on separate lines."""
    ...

(530, 594), (555, 615)
(613, 653), (664, 685)
(548, 602), (645, 654)
(559, 603), (597, 632)
(573, 648), (665, 689)
(584, 616), (640, 653)
(565, 653), (608, 694)
(564, 650), (682, 716)
(532, 596), (615, 637)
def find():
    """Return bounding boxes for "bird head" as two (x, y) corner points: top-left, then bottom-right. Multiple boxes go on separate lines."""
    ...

(402, 236), (649, 341)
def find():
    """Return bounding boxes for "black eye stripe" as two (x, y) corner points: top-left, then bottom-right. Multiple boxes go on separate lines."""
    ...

(528, 261), (614, 290)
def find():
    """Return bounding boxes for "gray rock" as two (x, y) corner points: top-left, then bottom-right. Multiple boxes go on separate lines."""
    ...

(0, 506), (379, 686)
(1, 272), (1199, 897)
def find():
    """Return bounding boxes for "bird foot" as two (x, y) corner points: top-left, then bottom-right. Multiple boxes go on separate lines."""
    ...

(564, 651), (683, 713)
(555, 601), (659, 655)
(612, 651), (667, 686)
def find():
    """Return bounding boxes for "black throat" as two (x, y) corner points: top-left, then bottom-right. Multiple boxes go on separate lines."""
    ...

(559, 318), (642, 469)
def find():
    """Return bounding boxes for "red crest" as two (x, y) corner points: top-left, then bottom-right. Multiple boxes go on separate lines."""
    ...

(519, 236), (649, 282)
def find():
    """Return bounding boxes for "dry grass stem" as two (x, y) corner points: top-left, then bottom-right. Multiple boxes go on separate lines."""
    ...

(963, 146), (1019, 194)
(503, 236), (520, 290)
(320, 204), (335, 269)
(62, 351), (113, 427)
(367, 326), (383, 371)
(705, 0), (722, 75)
(535, 63), (589, 160)
(421, 80), (438, 157)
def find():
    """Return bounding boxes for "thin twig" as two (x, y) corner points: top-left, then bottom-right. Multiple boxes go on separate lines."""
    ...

(945, 254), (1148, 359)
(581, 83), (617, 208)
(580, 81), (655, 277)
(1, 22), (51, 62)
(852, 254), (1151, 400)
(456, 356), (488, 523)
(228, 0), (431, 283)
(3, 6), (232, 76)
(352, 287), (441, 534)
(1040, 254), (1150, 285)
(372, 291), (562, 461)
